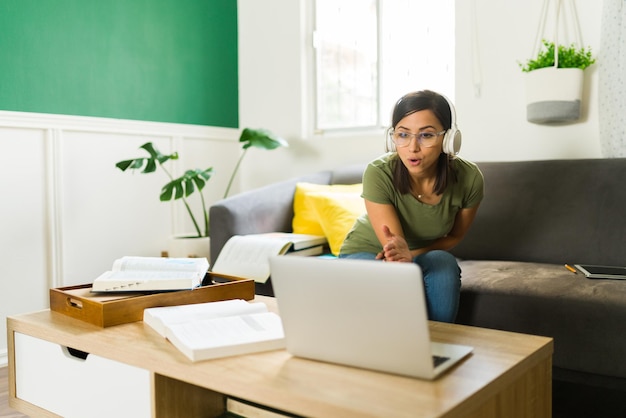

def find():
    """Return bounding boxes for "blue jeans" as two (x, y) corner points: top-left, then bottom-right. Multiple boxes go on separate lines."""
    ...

(338, 250), (461, 323)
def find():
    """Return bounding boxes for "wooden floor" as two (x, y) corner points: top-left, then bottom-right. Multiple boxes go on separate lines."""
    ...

(0, 368), (28, 418)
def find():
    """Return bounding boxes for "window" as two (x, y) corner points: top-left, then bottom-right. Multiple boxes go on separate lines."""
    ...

(313, 0), (455, 133)
(314, 0), (379, 131)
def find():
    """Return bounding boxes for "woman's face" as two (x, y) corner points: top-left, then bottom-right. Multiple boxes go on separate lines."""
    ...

(394, 109), (444, 178)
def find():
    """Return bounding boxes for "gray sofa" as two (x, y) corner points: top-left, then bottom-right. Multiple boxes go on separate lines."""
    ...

(209, 158), (626, 396)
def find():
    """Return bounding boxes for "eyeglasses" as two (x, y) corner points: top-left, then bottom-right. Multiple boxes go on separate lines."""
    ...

(389, 129), (446, 148)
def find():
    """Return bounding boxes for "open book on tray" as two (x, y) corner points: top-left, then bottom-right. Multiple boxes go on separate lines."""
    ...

(143, 299), (285, 362)
(210, 233), (327, 283)
(91, 256), (209, 292)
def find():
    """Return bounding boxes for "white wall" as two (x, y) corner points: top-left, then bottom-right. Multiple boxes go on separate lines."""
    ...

(238, 0), (605, 193)
(455, 0), (603, 162)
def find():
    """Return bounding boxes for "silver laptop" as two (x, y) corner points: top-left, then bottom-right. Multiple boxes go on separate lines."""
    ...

(269, 256), (473, 380)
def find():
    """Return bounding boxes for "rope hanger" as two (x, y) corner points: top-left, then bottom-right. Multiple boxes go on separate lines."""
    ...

(531, 0), (584, 68)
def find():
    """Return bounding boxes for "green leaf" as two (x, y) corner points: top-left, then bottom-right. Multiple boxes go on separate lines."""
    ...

(174, 182), (184, 199)
(160, 182), (175, 201)
(144, 158), (157, 173)
(239, 128), (289, 150)
(140, 142), (178, 164)
(115, 142), (179, 173)
(115, 159), (135, 171)
(159, 167), (214, 202)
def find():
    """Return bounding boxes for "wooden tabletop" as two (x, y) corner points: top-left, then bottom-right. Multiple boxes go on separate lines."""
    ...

(8, 296), (553, 418)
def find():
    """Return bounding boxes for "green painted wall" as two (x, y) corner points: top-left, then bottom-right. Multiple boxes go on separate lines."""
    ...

(0, 0), (238, 127)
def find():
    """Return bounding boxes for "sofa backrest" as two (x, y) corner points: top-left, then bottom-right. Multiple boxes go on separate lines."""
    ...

(329, 164), (366, 185)
(210, 159), (625, 268)
(452, 158), (626, 266)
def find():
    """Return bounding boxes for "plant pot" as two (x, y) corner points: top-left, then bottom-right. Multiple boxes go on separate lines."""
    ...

(167, 235), (210, 260)
(525, 67), (584, 124)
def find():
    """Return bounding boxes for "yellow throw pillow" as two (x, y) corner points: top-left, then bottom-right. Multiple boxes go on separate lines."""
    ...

(292, 182), (363, 236)
(308, 191), (366, 256)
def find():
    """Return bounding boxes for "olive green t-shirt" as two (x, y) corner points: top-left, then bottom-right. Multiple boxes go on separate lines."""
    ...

(340, 154), (484, 255)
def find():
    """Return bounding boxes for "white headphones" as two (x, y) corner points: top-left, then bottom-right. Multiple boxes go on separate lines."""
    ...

(442, 94), (462, 156)
(386, 94), (462, 156)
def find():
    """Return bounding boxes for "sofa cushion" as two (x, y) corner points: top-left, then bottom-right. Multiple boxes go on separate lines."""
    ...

(292, 182), (363, 237)
(457, 260), (626, 380)
(309, 190), (366, 255)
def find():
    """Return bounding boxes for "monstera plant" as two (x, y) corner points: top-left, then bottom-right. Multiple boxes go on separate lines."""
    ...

(116, 127), (288, 238)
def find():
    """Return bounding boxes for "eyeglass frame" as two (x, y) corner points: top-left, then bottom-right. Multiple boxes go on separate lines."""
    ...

(388, 128), (447, 148)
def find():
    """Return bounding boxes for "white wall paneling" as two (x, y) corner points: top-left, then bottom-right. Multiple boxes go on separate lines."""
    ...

(0, 111), (238, 365)
(0, 124), (49, 367)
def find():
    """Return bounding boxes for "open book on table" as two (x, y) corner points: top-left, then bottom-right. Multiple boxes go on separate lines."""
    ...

(210, 233), (327, 283)
(91, 256), (209, 292)
(143, 299), (285, 362)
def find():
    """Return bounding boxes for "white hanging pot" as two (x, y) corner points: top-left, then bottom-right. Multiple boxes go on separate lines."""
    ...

(524, 0), (587, 124)
(167, 235), (211, 260)
(525, 67), (584, 124)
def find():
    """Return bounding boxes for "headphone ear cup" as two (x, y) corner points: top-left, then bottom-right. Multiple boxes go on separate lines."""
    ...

(441, 94), (462, 155)
(443, 128), (462, 155)
(385, 130), (396, 152)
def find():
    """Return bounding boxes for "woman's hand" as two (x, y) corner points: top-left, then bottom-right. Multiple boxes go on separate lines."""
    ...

(378, 225), (413, 262)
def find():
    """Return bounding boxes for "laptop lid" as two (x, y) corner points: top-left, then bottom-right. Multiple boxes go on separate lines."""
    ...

(269, 256), (472, 380)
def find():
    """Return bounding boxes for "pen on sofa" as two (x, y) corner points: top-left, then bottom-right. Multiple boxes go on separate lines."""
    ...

(564, 264), (577, 274)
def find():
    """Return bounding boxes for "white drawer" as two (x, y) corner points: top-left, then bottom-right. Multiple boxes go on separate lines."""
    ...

(14, 332), (151, 418)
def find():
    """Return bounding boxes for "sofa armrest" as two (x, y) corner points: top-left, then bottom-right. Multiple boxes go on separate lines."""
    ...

(209, 171), (333, 265)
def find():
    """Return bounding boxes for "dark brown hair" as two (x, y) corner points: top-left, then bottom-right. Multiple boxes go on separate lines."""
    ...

(390, 90), (457, 195)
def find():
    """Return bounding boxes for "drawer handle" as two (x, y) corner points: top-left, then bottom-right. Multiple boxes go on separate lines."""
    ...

(63, 346), (90, 360)
(66, 297), (83, 309)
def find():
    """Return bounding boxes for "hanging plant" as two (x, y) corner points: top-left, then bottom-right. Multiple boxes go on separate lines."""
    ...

(520, 0), (597, 124)
(520, 0), (598, 125)
(521, 40), (596, 124)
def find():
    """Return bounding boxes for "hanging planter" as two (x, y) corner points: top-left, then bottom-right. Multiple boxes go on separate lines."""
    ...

(519, 0), (596, 124)
(524, 58), (585, 124)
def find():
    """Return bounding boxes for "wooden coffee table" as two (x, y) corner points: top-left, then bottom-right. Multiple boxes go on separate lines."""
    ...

(8, 296), (552, 418)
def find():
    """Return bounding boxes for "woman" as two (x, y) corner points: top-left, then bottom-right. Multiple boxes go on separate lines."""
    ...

(339, 90), (484, 323)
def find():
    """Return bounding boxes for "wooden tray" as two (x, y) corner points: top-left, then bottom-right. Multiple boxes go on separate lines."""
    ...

(50, 275), (255, 327)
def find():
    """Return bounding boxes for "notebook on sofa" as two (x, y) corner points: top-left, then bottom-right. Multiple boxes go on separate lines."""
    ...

(269, 256), (473, 380)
